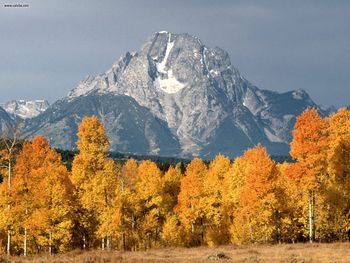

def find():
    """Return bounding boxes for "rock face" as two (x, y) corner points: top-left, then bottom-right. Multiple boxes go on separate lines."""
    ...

(0, 106), (14, 135)
(24, 94), (180, 156)
(23, 32), (322, 158)
(1, 100), (49, 119)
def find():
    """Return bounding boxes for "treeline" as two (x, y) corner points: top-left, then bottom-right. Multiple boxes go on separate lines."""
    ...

(56, 149), (189, 174)
(0, 108), (350, 256)
(56, 149), (291, 171)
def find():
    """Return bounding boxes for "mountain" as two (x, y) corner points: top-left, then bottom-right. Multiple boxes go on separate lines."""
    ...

(23, 31), (323, 158)
(24, 94), (180, 155)
(0, 100), (50, 119)
(0, 106), (14, 135)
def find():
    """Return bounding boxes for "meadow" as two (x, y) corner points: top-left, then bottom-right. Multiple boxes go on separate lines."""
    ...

(2, 243), (350, 263)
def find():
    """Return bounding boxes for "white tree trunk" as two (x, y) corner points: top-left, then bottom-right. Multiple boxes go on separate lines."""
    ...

(7, 230), (10, 256)
(49, 232), (52, 255)
(7, 161), (11, 193)
(24, 208), (28, 256)
(3, 124), (22, 256)
(309, 191), (313, 243)
(4, 125), (21, 256)
(7, 162), (11, 256)
(83, 235), (86, 250)
(106, 236), (110, 250)
(24, 227), (27, 256)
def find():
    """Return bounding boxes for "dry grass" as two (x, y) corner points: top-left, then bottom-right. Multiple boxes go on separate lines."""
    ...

(1, 243), (350, 262)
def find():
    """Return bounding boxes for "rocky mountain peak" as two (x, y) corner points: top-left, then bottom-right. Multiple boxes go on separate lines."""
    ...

(21, 31), (324, 158)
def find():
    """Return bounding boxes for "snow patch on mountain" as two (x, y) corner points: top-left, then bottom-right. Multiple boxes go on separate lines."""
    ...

(154, 33), (187, 94)
(156, 33), (174, 74)
(154, 69), (186, 94)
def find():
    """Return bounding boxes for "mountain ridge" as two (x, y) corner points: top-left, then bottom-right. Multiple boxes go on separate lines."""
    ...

(0, 100), (50, 119)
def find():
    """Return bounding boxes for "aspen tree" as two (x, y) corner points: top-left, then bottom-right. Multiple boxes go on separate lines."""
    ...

(0, 123), (21, 255)
(202, 155), (230, 246)
(11, 136), (73, 254)
(176, 158), (207, 246)
(71, 116), (117, 249)
(290, 108), (329, 242)
(227, 145), (279, 244)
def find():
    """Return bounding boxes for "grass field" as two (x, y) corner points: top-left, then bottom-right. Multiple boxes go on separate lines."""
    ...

(2, 243), (350, 262)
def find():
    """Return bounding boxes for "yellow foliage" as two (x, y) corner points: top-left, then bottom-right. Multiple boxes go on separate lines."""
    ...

(161, 214), (184, 247)
(9, 135), (73, 253)
(71, 116), (118, 247)
(227, 145), (279, 244)
(176, 158), (207, 245)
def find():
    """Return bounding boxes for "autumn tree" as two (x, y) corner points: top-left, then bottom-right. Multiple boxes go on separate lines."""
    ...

(319, 108), (350, 240)
(161, 214), (185, 247)
(160, 165), (182, 246)
(327, 108), (350, 192)
(278, 162), (309, 242)
(290, 108), (329, 242)
(225, 145), (280, 244)
(135, 160), (164, 249)
(0, 122), (21, 255)
(71, 116), (117, 250)
(116, 159), (138, 250)
(202, 155), (230, 246)
(161, 165), (182, 216)
(176, 158), (207, 246)
(9, 135), (73, 255)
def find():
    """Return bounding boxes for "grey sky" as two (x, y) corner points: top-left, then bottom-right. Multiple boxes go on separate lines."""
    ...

(0, 0), (349, 107)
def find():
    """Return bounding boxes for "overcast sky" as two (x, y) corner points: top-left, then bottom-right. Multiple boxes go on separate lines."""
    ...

(0, 0), (349, 107)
